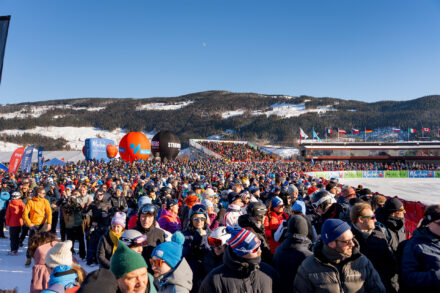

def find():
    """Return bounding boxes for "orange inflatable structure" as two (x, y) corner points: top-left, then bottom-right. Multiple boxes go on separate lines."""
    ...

(118, 132), (151, 162)
(106, 144), (118, 158)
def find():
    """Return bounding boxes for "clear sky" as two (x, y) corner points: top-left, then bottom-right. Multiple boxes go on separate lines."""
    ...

(1, 0), (440, 104)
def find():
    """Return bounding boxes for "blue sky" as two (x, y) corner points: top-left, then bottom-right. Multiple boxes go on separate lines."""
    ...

(1, 0), (440, 104)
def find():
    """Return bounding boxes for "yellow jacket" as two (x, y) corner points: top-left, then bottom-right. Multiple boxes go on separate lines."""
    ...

(22, 196), (52, 227)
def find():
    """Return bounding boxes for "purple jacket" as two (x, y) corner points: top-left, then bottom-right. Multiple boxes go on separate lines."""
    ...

(158, 209), (181, 234)
(209, 213), (219, 230)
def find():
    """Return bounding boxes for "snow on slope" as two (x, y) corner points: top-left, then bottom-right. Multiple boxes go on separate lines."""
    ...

(222, 110), (245, 119)
(0, 105), (105, 119)
(0, 127), (156, 151)
(136, 100), (194, 111)
(260, 145), (299, 158)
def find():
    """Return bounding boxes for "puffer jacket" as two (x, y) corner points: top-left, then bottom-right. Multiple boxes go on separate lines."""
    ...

(273, 234), (313, 293)
(157, 258), (193, 293)
(23, 196), (52, 226)
(293, 239), (386, 293)
(6, 199), (25, 227)
(31, 241), (58, 293)
(158, 209), (181, 234)
(42, 265), (79, 293)
(198, 246), (280, 293)
(265, 210), (288, 254)
(351, 224), (399, 293)
(109, 195), (128, 215)
(401, 227), (440, 292)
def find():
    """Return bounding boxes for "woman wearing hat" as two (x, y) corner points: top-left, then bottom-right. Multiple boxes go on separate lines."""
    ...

(96, 212), (126, 269)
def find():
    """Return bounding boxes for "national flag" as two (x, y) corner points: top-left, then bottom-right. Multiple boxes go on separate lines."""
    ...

(408, 128), (416, 134)
(352, 129), (359, 134)
(0, 15), (11, 84)
(392, 128), (401, 133)
(326, 128), (333, 135)
(299, 128), (309, 139)
(422, 128), (431, 132)
(312, 128), (321, 141)
(338, 128), (346, 134)
(365, 129), (373, 133)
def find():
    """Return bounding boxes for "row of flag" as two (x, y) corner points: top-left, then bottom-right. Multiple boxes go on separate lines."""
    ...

(299, 127), (439, 140)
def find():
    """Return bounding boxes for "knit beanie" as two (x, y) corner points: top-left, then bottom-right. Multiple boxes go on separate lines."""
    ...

(321, 219), (351, 244)
(287, 215), (309, 236)
(271, 196), (284, 208)
(45, 240), (73, 268)
(110, 241), (148, 279)
(111, 212), (126, 228)
(291, 200), (306, 214)
(226, 226), (261, 257)
(151, 231), (185, 268)
(384, 198), (403, 214)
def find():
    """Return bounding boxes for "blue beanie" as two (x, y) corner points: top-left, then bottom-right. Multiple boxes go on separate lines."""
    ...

(321, 219), (351, 244)
(151, 231), (185, 268)
(226, 226), (261, 257)
(271, 196), (283, 208)
(291, 200), (306, 214)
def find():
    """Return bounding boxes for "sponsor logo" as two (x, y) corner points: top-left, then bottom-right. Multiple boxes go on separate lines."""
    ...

(168, 142), (181, 149)
(129, 143), (151, 155)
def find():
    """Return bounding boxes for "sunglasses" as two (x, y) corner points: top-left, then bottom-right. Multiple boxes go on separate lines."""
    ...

(360, 215), (376, 220)
(208, 237), (223, 247)
(336, 238), (354, 246)
(192, 216), (206, 222)
(149, 258), (165, 267)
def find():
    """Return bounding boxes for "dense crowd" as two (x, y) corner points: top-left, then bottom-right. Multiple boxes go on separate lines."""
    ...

(0, 158), (438, 293)
(199, 141), (278, 162)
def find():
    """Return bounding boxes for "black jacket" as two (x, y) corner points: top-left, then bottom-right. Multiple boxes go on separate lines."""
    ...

(110, 195), (128, 216)
(375, 207), (406, 252)
(96, 231), (113, 269)
(238, 214), (272, 264)
(273, 234), (313, 293)
(199, 246), (280, 293)
(87, 198), (112, 227)
(351, 224), (399, 293)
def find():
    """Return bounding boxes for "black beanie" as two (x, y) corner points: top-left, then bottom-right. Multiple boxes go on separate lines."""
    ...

(384, 198), (403, 214)
(77, 269), (118, 293)
(287, 215), (309, 236)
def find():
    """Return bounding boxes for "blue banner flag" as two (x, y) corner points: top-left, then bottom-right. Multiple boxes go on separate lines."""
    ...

(20, 145), (34, 174)
(38, 147), (44, 172)
(312, 128), (321, 141)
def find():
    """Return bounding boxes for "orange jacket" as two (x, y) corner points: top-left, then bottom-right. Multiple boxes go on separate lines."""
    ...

(23, 196), (52, 227)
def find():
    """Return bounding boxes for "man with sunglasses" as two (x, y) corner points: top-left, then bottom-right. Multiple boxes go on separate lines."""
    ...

(294, 218), (385, 293)
(199, 226), (280, 293)
(350, 203), (399, 293)
(375, 197), (406, 253)
(401, 204), (440, 292)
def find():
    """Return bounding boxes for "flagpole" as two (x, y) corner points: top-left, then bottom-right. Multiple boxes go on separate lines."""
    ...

(364, 127), (366, 142)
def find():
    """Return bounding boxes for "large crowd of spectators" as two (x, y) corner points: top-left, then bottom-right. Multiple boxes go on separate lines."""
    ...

(199, 141), (278, 162)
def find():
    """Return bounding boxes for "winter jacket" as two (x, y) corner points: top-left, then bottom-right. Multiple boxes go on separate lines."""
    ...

(133, 220), (166, 264)
(96, 232), (114, 269)
(157, 258), (193, 293)
(199, 246), (280, 293)
(351, 224), (399, 293)
(41, 265), (79, 293)
(158, 209), (181, 234)
(63, 201), (83, 229)
(265, 210), (288, 254)
(86, 198), (112, 227)
(202, 250), (223, 277)
(375, 207), (406, 252)
(293, 239), (386, 293)
(110, 195), (128, 216)
(23, 196), (52, 227)
(208, 213), (219, 230)
(31, 241), (58, 293)
(401, 227), (440, 292)
(273, 234), (313, 293)
(6, 199), (25, 227)
(182, 226), (211, 292)
(223, 204), (242, 227)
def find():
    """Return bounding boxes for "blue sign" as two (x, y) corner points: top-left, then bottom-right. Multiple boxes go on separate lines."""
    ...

(408, 170), (434, 178)
(37, 147), (44, 172)
(362, 171), (385, 178)
(20, 145), (34, 174)
(85, 138), (115, 162)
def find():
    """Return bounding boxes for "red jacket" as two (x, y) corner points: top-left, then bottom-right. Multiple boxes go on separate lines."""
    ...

(265, 210), (288, 254)
(6, 199), (25, 227)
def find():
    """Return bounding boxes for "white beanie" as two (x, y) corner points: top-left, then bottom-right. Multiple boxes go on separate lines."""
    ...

(45, 240), (73, 268)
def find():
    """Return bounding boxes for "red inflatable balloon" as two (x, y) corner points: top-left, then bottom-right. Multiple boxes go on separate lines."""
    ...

(118, 132), (151, 162)
(107, 144), (118, 158)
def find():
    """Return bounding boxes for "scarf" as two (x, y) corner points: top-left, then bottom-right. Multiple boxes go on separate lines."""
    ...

(109, 229), (123, 255)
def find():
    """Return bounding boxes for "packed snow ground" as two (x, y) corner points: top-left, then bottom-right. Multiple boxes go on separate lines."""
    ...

(0, 178), (438, 292)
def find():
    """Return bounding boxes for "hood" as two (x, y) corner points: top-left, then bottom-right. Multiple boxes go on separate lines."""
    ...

(10, 199), (23, 206)
(286, 233), (312, 247)
(48, 265), (78, 288)
(412, 226), (440, 243)
(159, 258), (193, 291)
(32, 196), (45, 203)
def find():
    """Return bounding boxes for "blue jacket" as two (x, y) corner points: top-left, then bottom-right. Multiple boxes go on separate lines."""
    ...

(401, 227), (440, 292)
(42, 265), (78, 293)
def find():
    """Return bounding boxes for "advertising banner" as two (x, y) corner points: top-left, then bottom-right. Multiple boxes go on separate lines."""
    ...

(408, 170), (435, 178)
(362, 171), (385, 178)
(343, 171), (363, 178)
(85, 138), (115, 162)
(37, 147), (44, 172)
(385, 170), (408, 178)
(20, 145), (34, 174)
(8, 147), (25, 174)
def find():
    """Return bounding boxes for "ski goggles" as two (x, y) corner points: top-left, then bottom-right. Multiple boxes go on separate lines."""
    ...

(120, 235), (148, 247)
(208, 237), (223, 247)
(150, 258), (165, 267)
(140, 204), (156, 215)
(311, 195), (336, 210)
